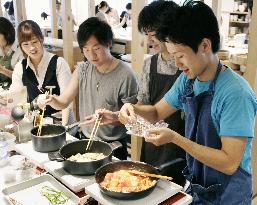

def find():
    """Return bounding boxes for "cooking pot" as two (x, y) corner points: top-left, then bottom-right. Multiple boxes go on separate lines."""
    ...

(48, 139), (121, 175)
(31, 124), (66, 152)
(95, 159), (185, 200)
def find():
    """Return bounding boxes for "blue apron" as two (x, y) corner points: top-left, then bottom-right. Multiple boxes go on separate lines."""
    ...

(180, 63), (252, 204)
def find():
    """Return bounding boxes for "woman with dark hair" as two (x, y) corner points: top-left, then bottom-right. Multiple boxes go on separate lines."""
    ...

(116, 3), (132, 29)
(0, 17), (23, 88)
(97, 1), (119, 26)
(8, 20), (74, 125)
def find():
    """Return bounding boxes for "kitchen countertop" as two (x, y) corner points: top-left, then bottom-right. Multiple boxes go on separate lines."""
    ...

(0, 139), (192, 205)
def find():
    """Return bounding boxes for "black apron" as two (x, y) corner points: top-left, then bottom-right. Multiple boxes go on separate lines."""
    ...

(140, 54), (186, 186)
(22, 55), (60, 117)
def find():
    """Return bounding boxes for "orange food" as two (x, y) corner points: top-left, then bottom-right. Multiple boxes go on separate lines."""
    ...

(100, 170), (157, 193)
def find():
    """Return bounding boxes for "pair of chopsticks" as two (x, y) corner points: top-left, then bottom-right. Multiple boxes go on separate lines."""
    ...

(86, 116), (102, 150)
(129, 170), (173, 181)
(37, 91), (49, 136)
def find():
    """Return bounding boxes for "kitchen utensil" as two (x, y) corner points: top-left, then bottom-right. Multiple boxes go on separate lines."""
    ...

(95, 159), (184, 200)
(86, 116), (102, 150)
(48, 139), (121, 175)
(128, 170), (173, 180)
(31, 124), (66, 152)
(11, 106), (25, 121)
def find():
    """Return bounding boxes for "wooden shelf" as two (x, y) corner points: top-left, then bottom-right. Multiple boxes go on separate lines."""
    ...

(230, 11), (248, 15)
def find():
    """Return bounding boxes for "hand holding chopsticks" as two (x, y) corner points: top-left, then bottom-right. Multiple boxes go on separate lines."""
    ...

(86, 116), (102, 150)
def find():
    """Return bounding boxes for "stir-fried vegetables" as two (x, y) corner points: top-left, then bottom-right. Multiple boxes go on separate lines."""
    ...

(100, 170), (157, 192)
(41, 186), (69, 205)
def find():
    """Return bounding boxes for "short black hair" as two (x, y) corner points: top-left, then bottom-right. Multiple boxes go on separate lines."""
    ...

(138, 0), (178, 33)
(157, 1), (220, 53)
(41, 12), (49, 20)
(126, 3), (131, 10)
(77, 17), (113, 49)
(99, 1), (108, 9)
(8, 1), (14, 15)
(0, 17), (15, 46)
(4, 1), (10, 9)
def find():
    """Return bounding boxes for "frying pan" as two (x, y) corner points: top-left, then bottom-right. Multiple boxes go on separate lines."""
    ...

(48, 139), (122, 175)
(95, 160), (181, 200)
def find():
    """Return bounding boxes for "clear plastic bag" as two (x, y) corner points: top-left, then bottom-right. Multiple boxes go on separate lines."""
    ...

(125, 115), (168, 137)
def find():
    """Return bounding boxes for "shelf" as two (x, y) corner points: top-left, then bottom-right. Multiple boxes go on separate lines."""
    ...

(230, 11), (248, 15)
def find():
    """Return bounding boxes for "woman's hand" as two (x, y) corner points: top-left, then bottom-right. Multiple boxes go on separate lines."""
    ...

(37, 94), (54, 109)
(118, 103), (136, 125)
(145, 127), (180, 146)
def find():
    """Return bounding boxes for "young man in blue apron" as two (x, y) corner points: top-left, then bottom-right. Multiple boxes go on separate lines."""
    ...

(118, 1), (257, 204)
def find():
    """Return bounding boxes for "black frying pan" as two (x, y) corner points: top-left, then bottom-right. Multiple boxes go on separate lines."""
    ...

(95, 160), (161, 200)
(49, 139), (121, 175)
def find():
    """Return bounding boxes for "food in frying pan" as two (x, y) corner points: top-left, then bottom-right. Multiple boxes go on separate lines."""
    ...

(67, 152), (106, 162)
(100, 170), (157, 192)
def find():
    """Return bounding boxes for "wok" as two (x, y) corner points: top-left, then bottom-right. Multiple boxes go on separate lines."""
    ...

(48, 139), (121, 175)
(95, 160), (184, 200)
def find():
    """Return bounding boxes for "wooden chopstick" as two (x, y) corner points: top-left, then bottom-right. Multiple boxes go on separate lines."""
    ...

(86, 118), (99, 150)
(129, 170), (173, 181)
(9, 197), (24, 205)
(86, 116), (102, 150)
(88, 117), (102, 149)
(37, 91), (49, 136)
